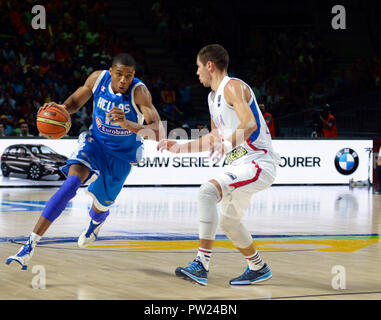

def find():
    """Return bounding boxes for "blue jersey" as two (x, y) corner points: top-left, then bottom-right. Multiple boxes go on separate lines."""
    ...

(90, 70), (145, 162)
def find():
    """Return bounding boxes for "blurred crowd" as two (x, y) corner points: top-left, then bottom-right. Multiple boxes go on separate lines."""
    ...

(241, 28), (381, 120)
(150, 2), (381, 136)
(0, 0), (379, 137)
(0, 0), (151, 137)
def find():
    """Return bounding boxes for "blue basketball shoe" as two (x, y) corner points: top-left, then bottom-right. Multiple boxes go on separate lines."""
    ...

(77, 220), (104, 248)
(6, 238), (35, 270)
(175, 259), (208, 286)
(229, 263), (272, 285)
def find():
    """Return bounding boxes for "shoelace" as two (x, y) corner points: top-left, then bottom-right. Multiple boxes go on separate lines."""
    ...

(85, 220), (100, 238)
(187, 259), (203, 271)
(239, 266), (268, 280)
(17, 242), (32, 257)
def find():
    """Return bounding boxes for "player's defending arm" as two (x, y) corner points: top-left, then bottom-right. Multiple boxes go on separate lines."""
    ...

(157, 118), (219, 154)
(108, 85), (164, 141)
(41, 71), (102, 114)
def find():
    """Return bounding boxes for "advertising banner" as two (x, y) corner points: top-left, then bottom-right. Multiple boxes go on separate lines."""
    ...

(0, 138), (373, 186)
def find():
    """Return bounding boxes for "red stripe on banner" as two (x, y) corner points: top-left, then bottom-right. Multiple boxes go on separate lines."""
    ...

(246, 138), (268, 153)
(229, 162), (262, 188)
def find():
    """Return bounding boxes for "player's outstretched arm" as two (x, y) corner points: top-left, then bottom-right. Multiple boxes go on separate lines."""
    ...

(61, 71), (102, 114)
(108, 85), (165, 141)
(157, 121), (219, 155)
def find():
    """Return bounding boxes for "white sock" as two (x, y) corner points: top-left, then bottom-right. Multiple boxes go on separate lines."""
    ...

(29, 232), (41, 247)
(196, 248), (212, 271)
(245, 251), (265, 271)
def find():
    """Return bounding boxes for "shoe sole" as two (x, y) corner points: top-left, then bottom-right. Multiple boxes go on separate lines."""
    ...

(175, 268), (207, 286)
(6, 258), (28, 270)
(230, 272), (272, 285)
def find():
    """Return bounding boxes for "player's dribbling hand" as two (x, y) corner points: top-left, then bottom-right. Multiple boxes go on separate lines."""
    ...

(157, 139), (180, 154)
(39, 102), (67, 112)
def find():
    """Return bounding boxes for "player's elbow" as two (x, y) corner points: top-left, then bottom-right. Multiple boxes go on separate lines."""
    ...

(151, 120), (166, 141)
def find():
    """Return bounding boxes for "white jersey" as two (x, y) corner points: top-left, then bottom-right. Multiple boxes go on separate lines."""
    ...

(208, 76), (280, 166)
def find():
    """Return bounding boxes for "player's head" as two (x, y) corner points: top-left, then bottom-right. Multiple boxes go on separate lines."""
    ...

(109, 53), (136, 94)
(196, 44), (229, 87)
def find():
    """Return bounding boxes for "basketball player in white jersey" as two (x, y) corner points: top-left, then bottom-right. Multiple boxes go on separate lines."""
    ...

(158, 44), (280, 285)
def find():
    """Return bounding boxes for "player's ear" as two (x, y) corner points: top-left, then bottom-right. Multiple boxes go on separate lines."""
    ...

(109, 67), (113, 74)
(206, 61), (213, 72)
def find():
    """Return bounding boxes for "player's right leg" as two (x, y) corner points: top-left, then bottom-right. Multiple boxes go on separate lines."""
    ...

(77, 202), (110, 248)
(77, 155), (132, 248)
(5, 164), (89, 270)
(175, 179), (222, 286)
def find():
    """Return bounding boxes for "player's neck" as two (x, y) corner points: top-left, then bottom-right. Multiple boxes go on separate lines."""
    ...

(211, 71), (228, 92)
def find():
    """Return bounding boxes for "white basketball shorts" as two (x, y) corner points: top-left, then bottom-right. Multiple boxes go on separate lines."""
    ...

(214, 160), (276, 219)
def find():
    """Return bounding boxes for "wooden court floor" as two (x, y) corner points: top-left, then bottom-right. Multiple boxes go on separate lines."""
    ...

(0, 185), (380, 300)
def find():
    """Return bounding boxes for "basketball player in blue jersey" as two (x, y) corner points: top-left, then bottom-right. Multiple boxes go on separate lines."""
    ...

(6, 53), (164, 270)
(158, 44), (280, 286)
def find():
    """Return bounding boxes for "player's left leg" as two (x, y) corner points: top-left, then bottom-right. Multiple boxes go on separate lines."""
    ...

(5, 163), (89, 270)
(219, 162), (275, 285)
(219, 208), (272, 285)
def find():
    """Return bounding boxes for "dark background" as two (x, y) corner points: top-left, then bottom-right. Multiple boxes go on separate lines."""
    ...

(0, 0), (380, 138)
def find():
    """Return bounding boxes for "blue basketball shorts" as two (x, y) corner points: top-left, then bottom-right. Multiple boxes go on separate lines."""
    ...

(60, 131), (132, 211)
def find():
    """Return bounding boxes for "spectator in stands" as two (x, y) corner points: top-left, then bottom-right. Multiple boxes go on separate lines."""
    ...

(10, 75), (23, 95)
(259, 103), (275, 137)
(320, 105), (338, 138)
(265, 87), (280, 111)
(54, 75), (69, 102)
(0, 123), (7, 136)
(178, 82), (192, 118)
(2, 41), (16, 61)
(0, 92), (16, 110)
(0, 115), (14, 136)
(41, 43), (56, 62)
(18, 120), (33, 137)
(160, 83), (182, 127)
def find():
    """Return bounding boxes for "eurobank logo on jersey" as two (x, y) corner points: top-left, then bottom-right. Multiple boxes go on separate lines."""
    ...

(95, 116), (133, 136)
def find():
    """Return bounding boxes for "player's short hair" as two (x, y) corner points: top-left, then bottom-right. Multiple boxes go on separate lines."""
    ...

(197, 44), (229, 71)
(112, 53), (136, 68)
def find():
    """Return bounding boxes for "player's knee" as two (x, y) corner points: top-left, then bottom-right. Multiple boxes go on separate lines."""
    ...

(68, 163), (89, 183)
(198, 182), (220, 240)
(198, 181), (221, 205)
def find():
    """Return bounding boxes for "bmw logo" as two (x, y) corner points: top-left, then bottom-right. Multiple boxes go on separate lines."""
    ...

(334, 148), (359, 175)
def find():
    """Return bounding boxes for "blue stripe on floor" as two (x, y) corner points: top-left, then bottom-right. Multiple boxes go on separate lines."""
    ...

(0, 233), (379, 245)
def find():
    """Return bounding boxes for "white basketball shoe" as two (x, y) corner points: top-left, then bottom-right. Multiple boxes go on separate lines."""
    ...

(6, 238), (36, 270)
(77, 220), (104, 248)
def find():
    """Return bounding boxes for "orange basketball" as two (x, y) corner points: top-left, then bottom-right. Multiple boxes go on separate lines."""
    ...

(36, 105), (71, 139)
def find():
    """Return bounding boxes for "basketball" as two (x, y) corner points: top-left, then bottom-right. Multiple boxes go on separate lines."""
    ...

(36, 105), (71, 139)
